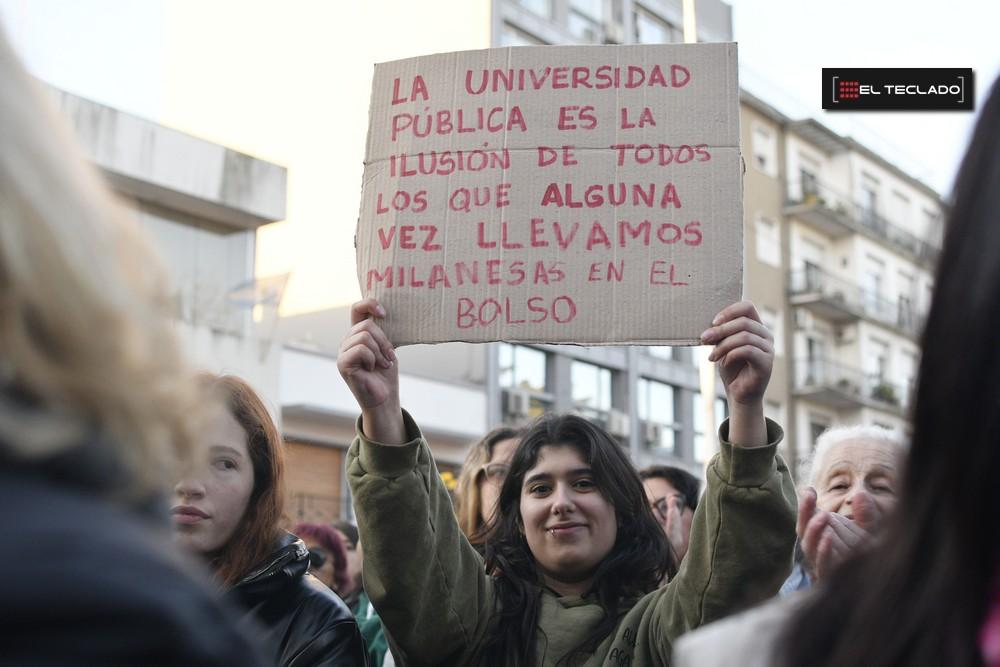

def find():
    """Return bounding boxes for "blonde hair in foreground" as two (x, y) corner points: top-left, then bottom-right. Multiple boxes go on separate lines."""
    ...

(0, 28), (198, 498)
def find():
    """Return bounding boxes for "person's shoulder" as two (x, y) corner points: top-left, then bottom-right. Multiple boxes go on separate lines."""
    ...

(293, 572), (359, 626)
(1, 472), (202, 587)
(673, 594), (808, 667)
(0, 473), (263, 665)
(278, 573), (367, 665)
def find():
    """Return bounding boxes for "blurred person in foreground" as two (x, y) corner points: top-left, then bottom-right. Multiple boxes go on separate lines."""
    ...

(780, 424), (905, 594)
(294, 521), (352, 595)
(639, 465), (700, 567)
(675, 78), (1000, 667)
(0, 27), (262, 664)
(173, 375), (367, 666)
(454, 425), (524, 548)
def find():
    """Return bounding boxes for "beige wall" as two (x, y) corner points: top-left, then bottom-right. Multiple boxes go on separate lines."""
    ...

(740, 100), (794, 464)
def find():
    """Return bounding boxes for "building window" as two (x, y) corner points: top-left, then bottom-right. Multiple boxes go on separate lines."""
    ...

(897, 270), (916, 329)
(694, 392), (728, 463)
(500, 22), (546, 46)
(568, 0), (603, 41)
(765, 400), (784, 429)
(634, 5), (681, 43)
(571, 360), (612, 419)
(648, 346), (673, 360)
(900, 350), (919, 408)
(513, 0), (552, 19)
(860, 175), (880, 228)
(867, 337), (890, 382)
(890, 190), (910, 225)
(759, 306), (783, 356)
(862, 254), (886, 317)
(922, 208), (942, 243)
(499, 343), (548, 392)
(752, 124), (777, 178)
(800, 167), (817, 197)
(690, 345), (709, 368)
(754, 214), (780, 267)
(809, 416), (830, 451)
(637, 378), (676, 453)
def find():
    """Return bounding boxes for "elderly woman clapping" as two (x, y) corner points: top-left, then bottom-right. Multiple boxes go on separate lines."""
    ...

(782, 425), (906, 592)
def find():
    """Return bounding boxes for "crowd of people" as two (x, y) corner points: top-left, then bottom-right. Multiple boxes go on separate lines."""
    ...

(2, 21), (999, 667)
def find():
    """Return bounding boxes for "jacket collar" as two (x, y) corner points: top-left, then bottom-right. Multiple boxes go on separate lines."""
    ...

(234, 532), (309, 593)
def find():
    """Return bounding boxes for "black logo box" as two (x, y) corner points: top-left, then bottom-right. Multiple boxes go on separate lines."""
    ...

(822, 68), (974, 111)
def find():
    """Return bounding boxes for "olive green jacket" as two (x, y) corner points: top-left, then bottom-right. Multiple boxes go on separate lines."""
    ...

(348, 412), (795, 666)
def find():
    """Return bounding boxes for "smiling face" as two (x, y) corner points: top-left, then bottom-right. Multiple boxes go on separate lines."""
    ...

(815, 438), (899, 523)
(172, 405), (255, 555)
(479, 437), (520, 526)
(520, 444), (617, 594)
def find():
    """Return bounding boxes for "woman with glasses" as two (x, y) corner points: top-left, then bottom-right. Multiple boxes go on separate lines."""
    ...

(639, 465), (701, 567)
(338, 298), (796, 666)
(173, 375), (368, 667)
(455, 426), (525, 546)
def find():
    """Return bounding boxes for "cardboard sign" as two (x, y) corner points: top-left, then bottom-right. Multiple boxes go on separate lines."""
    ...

(357, 43), (742, 346)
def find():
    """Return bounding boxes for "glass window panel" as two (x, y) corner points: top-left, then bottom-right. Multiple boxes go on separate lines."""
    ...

(638, 378), (676, 453)
(693, 391), (723, 463)
(634, 6), (680, 43)
(498, 343), (548, 392)
(571, 361), (612, 411)
(755, 216), (780, 267)
(514, 0), (552, 19)
(648, 346), (673, 360)
(568, 11), (600, 41)
(500, 22), (546, 46)
(570, 0), (603, 18)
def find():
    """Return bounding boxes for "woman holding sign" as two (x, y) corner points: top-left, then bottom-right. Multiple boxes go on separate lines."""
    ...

(338, 299), (795, 666)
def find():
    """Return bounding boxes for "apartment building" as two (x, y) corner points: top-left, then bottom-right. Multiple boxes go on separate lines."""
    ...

(485, 0), (767, 477)
(778, 120), (942, 467)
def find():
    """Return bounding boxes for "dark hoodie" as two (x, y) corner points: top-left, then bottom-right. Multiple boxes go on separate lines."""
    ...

(225, 532), (369, 667)
(0, 411), (265, 665)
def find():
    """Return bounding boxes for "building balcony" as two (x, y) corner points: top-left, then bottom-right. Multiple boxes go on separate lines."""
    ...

(785, 179), (941, 270)
(788, 267), (925, 340)
(793, 357), (912, 416)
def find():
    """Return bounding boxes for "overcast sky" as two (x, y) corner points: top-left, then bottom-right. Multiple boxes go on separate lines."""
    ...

(2, 0), (995, 196)
(727, 0), (1000, 195)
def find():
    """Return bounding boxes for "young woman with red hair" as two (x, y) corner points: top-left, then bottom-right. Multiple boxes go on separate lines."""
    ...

(172, 375), (368, 667)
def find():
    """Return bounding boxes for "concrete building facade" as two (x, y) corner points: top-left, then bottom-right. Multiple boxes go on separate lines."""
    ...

(778, 120), (942, 468)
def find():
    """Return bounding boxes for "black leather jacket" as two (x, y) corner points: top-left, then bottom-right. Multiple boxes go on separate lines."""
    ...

(225, 533), (369, 667)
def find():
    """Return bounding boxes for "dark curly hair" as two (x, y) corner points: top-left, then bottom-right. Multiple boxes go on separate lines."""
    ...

(480, 413), (671, 667)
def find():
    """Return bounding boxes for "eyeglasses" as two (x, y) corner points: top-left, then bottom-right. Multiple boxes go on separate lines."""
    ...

(308, 548), (328, 569)
(651, 494), (687, 522)
(480, 462), (510, 485)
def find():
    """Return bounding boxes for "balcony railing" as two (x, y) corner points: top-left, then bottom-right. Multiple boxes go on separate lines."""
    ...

(786, 179), (941, 269)
(788, 267), (925, 339)
(794, 357), (913, 415)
